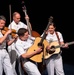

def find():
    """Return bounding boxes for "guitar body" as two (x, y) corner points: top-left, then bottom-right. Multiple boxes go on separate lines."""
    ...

(27, 37), (49, 63)
(44, 41), (61, 59)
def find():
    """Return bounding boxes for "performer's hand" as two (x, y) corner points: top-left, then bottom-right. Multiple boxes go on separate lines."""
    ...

(12, 34), (18, 39)
(46, 45), (50, 50)
(62, 43), (69, 48)
(6, 29), (12, 35)
(25, 15), (29, 20)
(36, 47), (42, 54)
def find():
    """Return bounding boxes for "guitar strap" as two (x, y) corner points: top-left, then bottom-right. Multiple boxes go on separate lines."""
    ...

(55, 31), (62, 54)
(55, 32), (61, 45)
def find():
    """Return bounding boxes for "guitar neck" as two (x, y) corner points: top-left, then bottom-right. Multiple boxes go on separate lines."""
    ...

(55, 41), (74, 49)
(26, 19), (32, 35)
(40, 16), (53, 43)
(67, 41), (74, 45)
(24, 9), (32, 36)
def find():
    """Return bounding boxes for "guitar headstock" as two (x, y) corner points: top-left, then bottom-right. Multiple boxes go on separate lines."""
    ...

(48, 16), (53, 24)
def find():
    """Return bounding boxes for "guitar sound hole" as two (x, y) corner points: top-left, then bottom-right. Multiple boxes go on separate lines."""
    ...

(38, 43), (43, 46)
(49, 50), (55, 54)
(49, 46), (55, 54)
(51, 46), (55, 49)
(38, 43), (44, 50)
(34, 50), (36, 51)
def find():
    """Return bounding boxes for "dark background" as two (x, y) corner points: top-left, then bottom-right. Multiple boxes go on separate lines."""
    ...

(0, 0), (74, 66)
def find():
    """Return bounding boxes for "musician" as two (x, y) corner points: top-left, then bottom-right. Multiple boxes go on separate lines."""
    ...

(41, 22), (68, 75)
(15, 28), (42, 75)
(0, 15), (16, 75)
(7, 11), (30, 75)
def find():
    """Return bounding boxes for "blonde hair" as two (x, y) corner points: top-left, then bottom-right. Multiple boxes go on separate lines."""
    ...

(13, 12), (20, 17)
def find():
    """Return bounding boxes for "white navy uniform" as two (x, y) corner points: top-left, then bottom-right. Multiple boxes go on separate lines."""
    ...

(15, 36), (41, 75)
(0, 31), (14, 75)
(45, 31), (65, 75)
(8, 20), (27, 75)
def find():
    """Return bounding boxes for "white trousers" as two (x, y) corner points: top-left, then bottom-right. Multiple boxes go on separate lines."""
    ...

(45, 54), (65, 75)
(23, 61), (41, 75)
(8, 43), (17, 75)
(0, 49), (14, 75)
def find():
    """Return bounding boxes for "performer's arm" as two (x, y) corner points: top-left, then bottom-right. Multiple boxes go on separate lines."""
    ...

(0, 30), (11, 44)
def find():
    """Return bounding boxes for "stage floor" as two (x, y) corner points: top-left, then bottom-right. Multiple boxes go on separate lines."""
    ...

(42, 63), (74, 75)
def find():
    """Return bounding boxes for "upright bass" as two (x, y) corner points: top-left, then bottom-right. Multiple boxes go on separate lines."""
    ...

(21, 2), (44, 74)
(22, 1), (40, 37)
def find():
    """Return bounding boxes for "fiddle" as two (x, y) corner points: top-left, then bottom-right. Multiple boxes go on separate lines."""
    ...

(1, 26), (17, 38)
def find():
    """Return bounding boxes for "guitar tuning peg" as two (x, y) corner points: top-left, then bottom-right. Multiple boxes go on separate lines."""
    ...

(21, 0), (25, 4)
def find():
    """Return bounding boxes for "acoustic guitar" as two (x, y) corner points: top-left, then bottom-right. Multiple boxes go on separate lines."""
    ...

(27, 16), (53, 63)
(44, 41), (74, 59)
